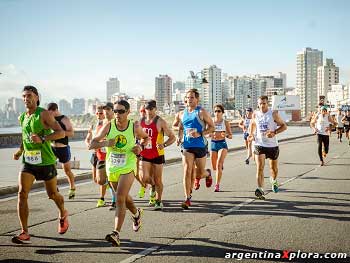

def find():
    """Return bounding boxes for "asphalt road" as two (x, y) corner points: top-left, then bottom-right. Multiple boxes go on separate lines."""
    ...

(0, 135), (349, 263)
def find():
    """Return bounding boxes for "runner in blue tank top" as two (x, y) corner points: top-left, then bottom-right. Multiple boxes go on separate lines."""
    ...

(173, 88), (215, 209)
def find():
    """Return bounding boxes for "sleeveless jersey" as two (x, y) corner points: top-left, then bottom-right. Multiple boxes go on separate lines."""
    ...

(254, 109), (278, 147)
(344, 116), (350, 126)
(316, 113), (330, 136)
(19, 107), (56, 166)
(244, 117), (251, 130)
(181, 106), (206, 149)
(54, 115), (68, 145)
(140, 116), (164, 159)
(336, 114), (344, 128)
(105, 120), (136, 175)
(95, 120), (107, 161)
(212, 119), (226, 142)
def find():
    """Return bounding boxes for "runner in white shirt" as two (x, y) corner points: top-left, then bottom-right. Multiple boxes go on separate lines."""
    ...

(248, 95), (287, 200)
(311, 106), (337, 166)
(335, 109), (344, 142)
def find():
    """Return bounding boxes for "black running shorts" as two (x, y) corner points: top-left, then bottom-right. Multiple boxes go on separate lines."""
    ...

(21, 163), (57, 181)
(254, 145), (279, 160)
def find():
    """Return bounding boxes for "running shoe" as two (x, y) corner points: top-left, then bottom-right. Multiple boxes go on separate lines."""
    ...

(154, 200), (163, 211)
(109, 202), (116, 211)
(68, 189), (75, 200)
(245, 158), (250, 165)
(255, 188), (265, 200)
(138, 186), (146, 198)
(205, 169), (213, 188)
(272, 181), (279, 193)
(149, 189), (156, 206)
(105, 231), (120, 247)
(11, 231), (30, 244)
(132, 208), (143, 232)
(58, 210), (69, 234)
(181, 199), (191, 210)
(194, 178), (200, 190)
(96, 199), (105, 208)
(214, 184), (220, 192)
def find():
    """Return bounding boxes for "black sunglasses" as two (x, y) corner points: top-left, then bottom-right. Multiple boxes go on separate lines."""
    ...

(214, 110), (222, 113)
(114, 109), (127, 114)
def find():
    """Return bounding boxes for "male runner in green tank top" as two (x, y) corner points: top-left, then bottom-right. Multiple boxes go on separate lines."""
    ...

(88, 100), (149, 247)
(12, 86), (69, 244)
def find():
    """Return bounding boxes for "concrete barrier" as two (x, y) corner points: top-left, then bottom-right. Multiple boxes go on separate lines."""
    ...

(0, 130), (89, 148)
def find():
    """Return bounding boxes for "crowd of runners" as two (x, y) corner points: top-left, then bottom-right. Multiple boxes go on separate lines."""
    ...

(10, 85), (349, 246)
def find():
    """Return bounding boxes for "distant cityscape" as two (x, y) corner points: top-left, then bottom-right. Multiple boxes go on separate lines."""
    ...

(1, 47), (349, 128)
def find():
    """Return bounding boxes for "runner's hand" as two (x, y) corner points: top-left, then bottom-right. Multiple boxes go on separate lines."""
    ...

(156, 143), (165, 150)
(31, 133), (42, 143)
(265, 130), (275, 138)
(247, 134), (254, 142)
(13, 149), (23, 160)
(132, 145), (142, 155)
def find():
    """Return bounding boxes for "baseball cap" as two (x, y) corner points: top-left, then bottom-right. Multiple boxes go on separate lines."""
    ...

(246, 107), (253, 112)
(103, 102), (114, 110)
(145, 100), (157, 110)
(321, 106), (328, 111)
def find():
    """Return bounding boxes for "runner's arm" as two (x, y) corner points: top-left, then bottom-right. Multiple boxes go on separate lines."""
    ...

(13, 141), (24, 160)
(225, 120), (233, 139)
(201, 109), (215, 136)
(62, 116), (74, 138)
(247, 113), (256, 141)
(272, 111), (287, 135)
(172, 112), (182, 131)
(160, 118), (176, 147)
(34, 110), (64, 143)
(85, 123), (94, 146)
(88, 122), (111, 150)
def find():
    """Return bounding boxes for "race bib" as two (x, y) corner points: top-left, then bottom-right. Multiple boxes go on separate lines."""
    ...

(145, 138), (153, 149)
(110, 153), (127, 167)
(186, 128), (197, 138)
(24, 150), (42, 165)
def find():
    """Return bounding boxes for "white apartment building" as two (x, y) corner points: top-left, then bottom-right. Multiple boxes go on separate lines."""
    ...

(106, 77), (120, 102)
(327, 84), (347, 110)
(296, 47), (323, 117)
(317, 58), (339, 101)
(201, 65), (222, 112)
(155, 74), (172, 112)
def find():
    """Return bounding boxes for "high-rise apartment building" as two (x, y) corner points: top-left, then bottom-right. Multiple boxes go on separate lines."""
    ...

(317, 58), (339, 101)
(201, 65), (222, 112)
(106, 77), (120, 102)
(155, 74), (172, 112)
(58, 99), (71, 115)
(72, 98), (85, 115)
(296, 47), (323, 117)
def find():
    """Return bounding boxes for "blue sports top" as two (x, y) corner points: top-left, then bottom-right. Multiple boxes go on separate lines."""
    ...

(181, 106), (206, 149)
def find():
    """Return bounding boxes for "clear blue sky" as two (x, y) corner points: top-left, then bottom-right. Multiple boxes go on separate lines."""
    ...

(0, 0), (349, 104)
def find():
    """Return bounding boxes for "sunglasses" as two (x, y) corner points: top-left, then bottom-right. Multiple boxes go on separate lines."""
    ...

(214, 110), (222, 113)
(114, 109), (127, 114)
(96, 112), (104, 115)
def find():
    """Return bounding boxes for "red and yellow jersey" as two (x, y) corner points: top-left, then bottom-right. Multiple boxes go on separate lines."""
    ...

(140, 116), (164, 159)
(95, 120), (107, 161)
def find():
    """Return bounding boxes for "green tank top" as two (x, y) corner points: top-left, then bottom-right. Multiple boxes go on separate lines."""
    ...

(106, 119), (136, 174)
(19, 107), (56, 166)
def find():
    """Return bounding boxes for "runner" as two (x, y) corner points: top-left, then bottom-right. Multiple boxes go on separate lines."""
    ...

(210, 104), (232, 192)
(248, 95), (287, 200)
(342, 110), (350, 145)
(238, 107), (253, 164)
(310, 105), (337, 166)
(139, 100), (176, 210)
(85, 105), (114, 208)
(88, 100), (149, 247)
(136, 105), (149, 199)
(12, 86), (69, 244)
(47, 102), (76, 199)
(173, 88), (215, 209)
(335, 109), (344, 142)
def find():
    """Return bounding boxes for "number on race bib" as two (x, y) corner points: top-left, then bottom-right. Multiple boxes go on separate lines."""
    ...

(110, 153), (127, 167)
(24, 150), (42, 165)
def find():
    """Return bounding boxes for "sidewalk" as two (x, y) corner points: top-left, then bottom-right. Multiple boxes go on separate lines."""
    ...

(0, 126), (314, 196)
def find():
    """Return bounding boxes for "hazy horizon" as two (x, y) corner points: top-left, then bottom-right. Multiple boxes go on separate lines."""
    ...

(1, 0), (349, 106)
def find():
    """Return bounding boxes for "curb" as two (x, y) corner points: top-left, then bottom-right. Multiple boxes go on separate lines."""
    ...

(0, 133), (314, 197)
